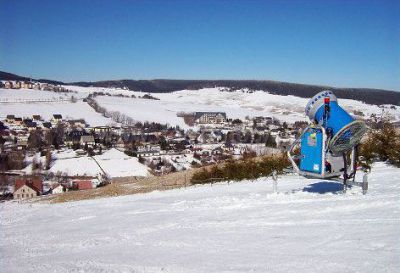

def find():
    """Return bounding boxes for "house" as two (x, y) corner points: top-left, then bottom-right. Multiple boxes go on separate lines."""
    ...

(194, 112), (227, 124)
(49, 183), (66, 194)
(135, 144), (161, 157)
(16, 137), (28, 149)
(253, 116), (274, 127)
(25, 121), (37, 131)
(23, 118), (33, 125)
(32, 82), (41, 90)
(268, 124), (280, 130)
(91, 178), (101, 188)
(6, 115), (15, 123)
(21, 82), (32, 89)
(39, 83), (49, 90)
(14, 117), (23, 125)
(14, 184), (37, 199)
(3, 81), (12, 89)
(73, 180), (93, 190)
(92, 126), (111, 134)
(52, 114), (63, 124)
(66, 130), (86, 146)
(13, 178), (43, 199)
(32, 115), (42, 121)
(80, 135), (95, 147)
(13, 81), (21, 89)
(68, 119), (86, 128)
(41, 122), (52, 130)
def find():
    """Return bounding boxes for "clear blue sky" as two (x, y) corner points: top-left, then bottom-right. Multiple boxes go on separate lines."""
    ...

(1, 0), (399, 90)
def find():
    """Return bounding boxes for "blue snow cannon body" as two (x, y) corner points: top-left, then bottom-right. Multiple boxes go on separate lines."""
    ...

(305, 91), (367, 155)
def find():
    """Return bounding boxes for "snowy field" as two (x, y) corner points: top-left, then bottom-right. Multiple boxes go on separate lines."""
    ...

(23, 149), (149, 178)
(1, 87), (399, 128)
(0, 89), (112, 126)
(94, 88), (400, 128)
(1, 162), (399, 273)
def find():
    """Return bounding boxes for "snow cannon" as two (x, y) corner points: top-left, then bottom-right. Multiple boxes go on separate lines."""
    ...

(288, 90), (369, 192)
(305, 90), (367, 154)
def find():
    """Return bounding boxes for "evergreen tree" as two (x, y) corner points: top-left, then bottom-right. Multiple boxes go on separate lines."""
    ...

(265, 134), (277, 148)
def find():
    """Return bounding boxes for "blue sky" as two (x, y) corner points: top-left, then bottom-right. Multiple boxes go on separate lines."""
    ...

(0, 0), (399, 90)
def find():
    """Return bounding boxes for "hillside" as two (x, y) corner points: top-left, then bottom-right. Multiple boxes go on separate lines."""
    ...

(70, 79), (400, 106)
(89, 88), (399, 127)
(0, 89), (111, 126)
(1, 86), (399, 130)
(2, 71), (399, 106)
(1, 162), (399, 272)
(0, 71), (64, 85)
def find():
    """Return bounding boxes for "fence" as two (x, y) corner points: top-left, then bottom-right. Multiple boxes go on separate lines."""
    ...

(0, 98), (72, 103)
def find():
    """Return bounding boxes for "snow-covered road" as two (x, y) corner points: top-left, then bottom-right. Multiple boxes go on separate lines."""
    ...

(1, 162), (399, 273)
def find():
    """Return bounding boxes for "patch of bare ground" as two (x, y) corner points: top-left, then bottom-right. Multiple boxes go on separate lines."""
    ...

(49, 167), (201, 203)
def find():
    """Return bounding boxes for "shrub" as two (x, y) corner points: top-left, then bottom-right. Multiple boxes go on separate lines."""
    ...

(359, 120), (400, 167)
(191, 153), (289, 184)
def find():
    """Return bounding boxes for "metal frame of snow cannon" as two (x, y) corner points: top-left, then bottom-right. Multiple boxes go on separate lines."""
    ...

(287, 90), (369, 193)
(287, 126), (361, 191)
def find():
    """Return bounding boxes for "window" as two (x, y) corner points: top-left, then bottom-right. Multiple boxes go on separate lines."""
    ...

(16, 194), (19, 198)
(31, 194), (34, 198)
(22, 189), (25, 193)
(22, 194), (24, 198)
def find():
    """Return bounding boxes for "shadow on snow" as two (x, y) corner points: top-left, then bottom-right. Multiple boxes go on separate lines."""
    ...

(302, 181), (346, 194)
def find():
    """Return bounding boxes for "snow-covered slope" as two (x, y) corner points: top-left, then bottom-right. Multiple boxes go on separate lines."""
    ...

(0, 89), (112, 126)
(1, 87), (399, 128)
(24, 149), (149, 178)
(94, 148), (149, 178)
(1, 162), (399, 272)
(93, 88), (400, 127)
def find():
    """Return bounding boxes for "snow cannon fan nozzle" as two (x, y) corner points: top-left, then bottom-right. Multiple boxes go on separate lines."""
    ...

(305, 90), (367, 154)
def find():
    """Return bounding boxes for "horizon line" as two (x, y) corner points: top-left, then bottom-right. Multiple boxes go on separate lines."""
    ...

(1, 70), (399, 93)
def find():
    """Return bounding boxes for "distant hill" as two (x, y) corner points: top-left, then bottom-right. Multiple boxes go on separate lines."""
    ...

(0, 71), (64, 85)
(1, 71), (399, 105)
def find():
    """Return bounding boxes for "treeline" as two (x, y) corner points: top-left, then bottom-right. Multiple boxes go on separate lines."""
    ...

(191, 153), (289, 184)
(88, 92), (159, 100)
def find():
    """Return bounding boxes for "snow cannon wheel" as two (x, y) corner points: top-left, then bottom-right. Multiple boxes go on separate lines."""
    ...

(329, 120), (367, 155)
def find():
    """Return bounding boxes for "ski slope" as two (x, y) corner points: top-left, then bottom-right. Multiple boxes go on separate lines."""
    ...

(1, 162), (399, 273)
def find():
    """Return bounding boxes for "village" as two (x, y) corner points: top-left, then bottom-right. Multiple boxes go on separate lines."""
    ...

(2, 80), (396, 202)
(0, 80), (310, 201)
(0, 79), (71, 92)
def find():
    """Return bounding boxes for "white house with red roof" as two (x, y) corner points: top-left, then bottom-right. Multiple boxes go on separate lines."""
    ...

(13, 178), (43, 199)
